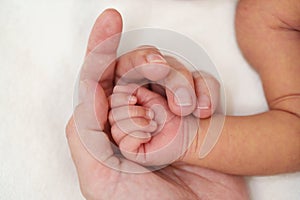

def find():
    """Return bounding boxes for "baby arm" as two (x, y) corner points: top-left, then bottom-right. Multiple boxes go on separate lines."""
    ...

(109, 2), (300, 174)
(182, 0), (300, 175)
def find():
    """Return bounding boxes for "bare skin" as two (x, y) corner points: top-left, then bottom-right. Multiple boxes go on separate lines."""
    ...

(66, 9), (248, 200)
(109, 0), (300, 176)
(109, 83), (194, 166)
(182, 0), (300, 175)
(66, 1), (300, 199)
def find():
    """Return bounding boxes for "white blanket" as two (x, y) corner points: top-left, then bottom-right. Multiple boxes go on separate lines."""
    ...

(0, 0), (299, 199)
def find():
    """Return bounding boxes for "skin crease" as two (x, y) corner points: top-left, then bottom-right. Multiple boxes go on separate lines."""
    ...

(66, 9), (248, 200)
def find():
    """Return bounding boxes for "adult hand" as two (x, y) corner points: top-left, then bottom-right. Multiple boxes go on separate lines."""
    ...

(66, 9), (248, 200)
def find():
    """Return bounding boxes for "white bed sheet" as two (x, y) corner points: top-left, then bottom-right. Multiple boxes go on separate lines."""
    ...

(0, 0), (299, 199)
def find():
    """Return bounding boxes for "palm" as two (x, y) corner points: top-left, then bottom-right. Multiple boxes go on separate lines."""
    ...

(84, 158), (247, 200)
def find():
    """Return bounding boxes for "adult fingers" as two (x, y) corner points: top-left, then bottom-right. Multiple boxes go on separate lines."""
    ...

(81, 9), (123, 96)
(192, 71), (220, 118)
(116, 48), (197, 117)
(66, 80), (119, 187)
(115, 46), (170, 85)
(68, 7), (123, 183)
(163, 56), (197, 116)
(85, 9), (122, 56)
(66, 117), (116, 177)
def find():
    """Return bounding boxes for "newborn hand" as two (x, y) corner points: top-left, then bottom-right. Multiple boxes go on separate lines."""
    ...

(109, 84), (199, 166)
(115, 47), (220, 118)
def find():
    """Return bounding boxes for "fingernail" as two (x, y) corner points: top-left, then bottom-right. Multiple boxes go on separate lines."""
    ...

(174, 87), (193, 106)
(198, 95), (211, 109)
(144, 132), (152, 139)
(129, 96), (137, 104)
(149, 120), (157, 127)
(146, 109), (155, 119)
(146, 54), (167, 64)
(79, 81), (88, 101)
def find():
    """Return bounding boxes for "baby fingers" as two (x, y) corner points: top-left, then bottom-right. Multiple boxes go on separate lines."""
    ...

(111, 118), (157, 145)
(109, 106), (155, 125)
(119, 131), (152, 154)
(192, 71), (220, 118)
(109, 93), (137, 108)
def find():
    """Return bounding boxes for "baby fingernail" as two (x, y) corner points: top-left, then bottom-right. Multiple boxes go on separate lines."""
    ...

(129, 96), (137, 104)
(174, 87), (193, 106)
(144, 132), (152, 139)
(146, 109), (155, 119)
(149, 120), (157, 127)
(198, 95), (211, 109)
(146, 54), (167, 64)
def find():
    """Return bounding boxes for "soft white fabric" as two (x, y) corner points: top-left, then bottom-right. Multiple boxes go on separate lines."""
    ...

(0, 0), (299, 199)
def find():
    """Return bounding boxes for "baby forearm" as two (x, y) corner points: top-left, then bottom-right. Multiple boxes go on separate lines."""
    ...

(182, 110), (300, 175)
(187, 0), (300, 176)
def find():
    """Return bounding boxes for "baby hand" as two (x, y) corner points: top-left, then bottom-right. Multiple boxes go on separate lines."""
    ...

(109, 84), (199, 166)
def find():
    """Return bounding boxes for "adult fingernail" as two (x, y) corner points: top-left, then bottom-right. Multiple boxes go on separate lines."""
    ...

(198, 95), (211, 109)
(146, 54), (167, 64)
(79, 81), (88, 102)
(174, 87), (193, 106)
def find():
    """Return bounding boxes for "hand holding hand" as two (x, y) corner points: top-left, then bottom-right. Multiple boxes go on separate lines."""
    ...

(109, 83), (198, 166)
(66, 8), (248, 200)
